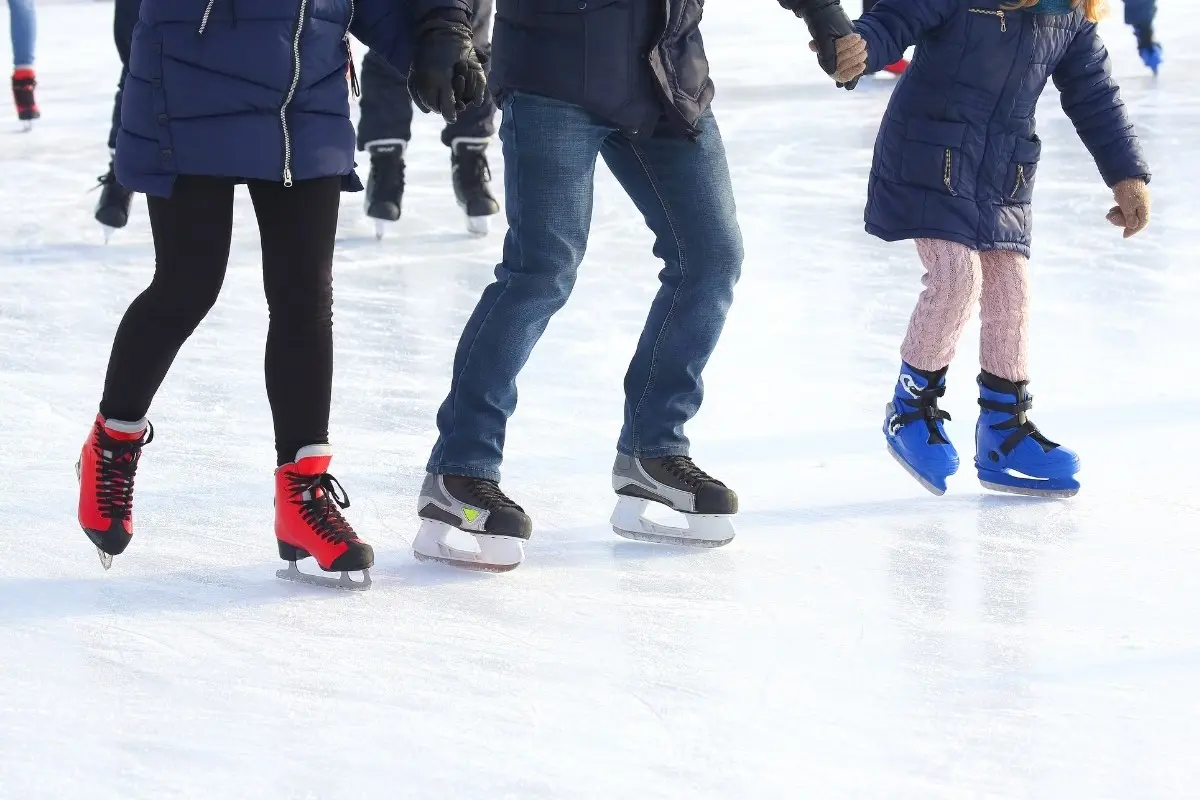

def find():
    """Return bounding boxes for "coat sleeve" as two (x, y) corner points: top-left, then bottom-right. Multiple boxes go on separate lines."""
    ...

(351, 0), (473, 73)
(851, 0), (954, 74)
(1052, 23), (1150, 187)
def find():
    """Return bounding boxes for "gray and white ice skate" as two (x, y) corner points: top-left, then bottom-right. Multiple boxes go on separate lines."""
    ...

(275, 561), (372, 591)
(610, 455), (737, 548)
(413, 473), (532, 572)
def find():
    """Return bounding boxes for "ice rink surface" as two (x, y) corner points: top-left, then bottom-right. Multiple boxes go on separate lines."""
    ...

(1, 2), (1198, 797)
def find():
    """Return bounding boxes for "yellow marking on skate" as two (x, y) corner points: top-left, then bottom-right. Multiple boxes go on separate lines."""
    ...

(462, 507), (480, 524)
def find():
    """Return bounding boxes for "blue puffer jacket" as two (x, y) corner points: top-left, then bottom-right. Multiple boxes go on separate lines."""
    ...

(118, 0), (470, 197)
(856, 0), (1150, 257)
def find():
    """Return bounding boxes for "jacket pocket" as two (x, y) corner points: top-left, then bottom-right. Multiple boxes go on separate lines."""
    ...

(1005, 135), (1041, 204)
(900, 119), (969, 197)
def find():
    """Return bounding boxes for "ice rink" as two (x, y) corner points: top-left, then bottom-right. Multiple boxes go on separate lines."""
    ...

(1, 1), (1198, 797)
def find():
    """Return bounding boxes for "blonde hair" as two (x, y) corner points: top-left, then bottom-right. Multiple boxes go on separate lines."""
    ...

(1003, 0), (1107, 22)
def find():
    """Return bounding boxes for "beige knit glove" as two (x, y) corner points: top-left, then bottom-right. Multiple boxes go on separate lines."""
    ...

(809, 34), (868, 84)
(1106, 178), (1151, 238)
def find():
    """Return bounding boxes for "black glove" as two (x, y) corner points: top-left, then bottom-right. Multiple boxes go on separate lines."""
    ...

(409, 12), (488, 124)
(789, 0), (860, 90)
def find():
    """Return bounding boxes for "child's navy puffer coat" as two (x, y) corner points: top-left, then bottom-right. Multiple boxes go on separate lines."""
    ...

(856, 0), (1150, 257)
(117, 0), (470, 197)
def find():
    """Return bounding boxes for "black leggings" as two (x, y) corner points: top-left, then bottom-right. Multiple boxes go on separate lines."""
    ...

(99, 175), (343, 465)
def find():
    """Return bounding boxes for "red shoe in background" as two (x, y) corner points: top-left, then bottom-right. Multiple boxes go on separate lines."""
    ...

(11, 67), (39, 127)
(275, 445), (374, 590)
(77, 414), (153, 569)
(882, 58), (909, 75)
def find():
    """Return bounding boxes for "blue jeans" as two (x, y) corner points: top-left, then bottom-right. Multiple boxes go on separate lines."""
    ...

(427, 92), (743, 480)
(7, 0), (34, 68)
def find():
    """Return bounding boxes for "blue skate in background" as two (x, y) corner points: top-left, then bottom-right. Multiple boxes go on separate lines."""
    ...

(975, 372), (1080, 498)
(884, 363), (958, 495)
(1134, 24), (1163, 74)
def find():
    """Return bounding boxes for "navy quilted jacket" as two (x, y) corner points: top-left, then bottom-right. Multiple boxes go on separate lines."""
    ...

(117, 0), (470, 197)
(856, 0), (1150, 257)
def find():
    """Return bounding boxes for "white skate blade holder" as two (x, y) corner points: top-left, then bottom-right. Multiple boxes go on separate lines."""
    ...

(412, 520), (524, 573)
(373, 220), (390, 241)
(610, 497), (736, 548)
(276, 562), (372, 591)
(465, 215), (489, 237)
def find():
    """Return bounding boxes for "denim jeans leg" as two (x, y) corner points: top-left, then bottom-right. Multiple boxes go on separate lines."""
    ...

(599, 111), (744, 457)
(427, 93), (613, 480)
(8, 0), (35, 68)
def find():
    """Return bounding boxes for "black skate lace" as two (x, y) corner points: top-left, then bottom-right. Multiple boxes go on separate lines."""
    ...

(979, 391), (1058, 456)
(287, 472), (358, 544)
(371, 152), (406, 199)
(93, 421), (154, 521)
(94, 167), (118, 190)
(466, 479), (522, 512)
(11, 75), (35, 109)
(461, 149), (491, 185)
(658, 456), (719, 489)
(893, 384), (952, 445)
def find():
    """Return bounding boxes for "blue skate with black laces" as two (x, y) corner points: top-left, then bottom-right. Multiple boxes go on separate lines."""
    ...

(884, 363), (958, 495)
(975, 372), (1080, 498)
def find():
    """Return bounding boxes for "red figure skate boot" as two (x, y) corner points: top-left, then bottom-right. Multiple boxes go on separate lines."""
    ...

(274, 445), (374, 590)
(77, 414), (153, 569)
(11, 68), (39, 128)
(882, 58), (909, 75)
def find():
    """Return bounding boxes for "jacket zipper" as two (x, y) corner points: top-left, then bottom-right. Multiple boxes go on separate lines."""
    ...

(1010, 164), (1026, 198)
(345, 0), (360, 98)
(198, 0), (217, 35)
(280, 0), (309, 187)
(943, 149), (958, 196)
(969, 8), (1007, 32)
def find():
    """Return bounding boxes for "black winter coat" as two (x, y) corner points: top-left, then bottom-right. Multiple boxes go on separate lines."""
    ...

(491, 0), (821, 136)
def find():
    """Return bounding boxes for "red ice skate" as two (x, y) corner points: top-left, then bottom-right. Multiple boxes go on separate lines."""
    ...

(76, 414), (153, 569)
(274, 445), (374, 590)
(882, 58), (909, 75)
(11, 67), (39, 128)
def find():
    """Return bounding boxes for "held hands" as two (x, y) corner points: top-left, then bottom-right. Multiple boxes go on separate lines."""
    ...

(798, 0), (861, 90)
(409, 13), (488, 125)
(808, 34), (868, 85)
(1106, 178), (1151, 238)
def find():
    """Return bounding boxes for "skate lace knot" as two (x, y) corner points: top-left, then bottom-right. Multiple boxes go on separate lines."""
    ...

(288, 472), (358, 544)
(372, 153), (406, 196)
(659, 456), (718, 489)
(93, 422), (154, 521)
(979, 391), (1058, 456)
(467, 479), (521, 512)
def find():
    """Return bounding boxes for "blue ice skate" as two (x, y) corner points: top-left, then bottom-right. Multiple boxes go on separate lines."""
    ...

(1134, 26), (1163, 74)
(884, 363), (958, 496)
(975, 372), (1080, 498)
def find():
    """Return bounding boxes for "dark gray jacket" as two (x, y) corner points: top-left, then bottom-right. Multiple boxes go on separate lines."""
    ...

(491, 0), (815, 137)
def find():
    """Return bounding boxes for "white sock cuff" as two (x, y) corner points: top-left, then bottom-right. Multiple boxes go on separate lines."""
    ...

(103, 417), (148, 434)
(294, 444), (334, 461)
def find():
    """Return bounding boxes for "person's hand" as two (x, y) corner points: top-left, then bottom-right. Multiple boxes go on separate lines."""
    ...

(409, 14), (487, 124)
(1106, 178), (1151, 238)
(798, 0), (860, 90)
(809, 34), (868, 84)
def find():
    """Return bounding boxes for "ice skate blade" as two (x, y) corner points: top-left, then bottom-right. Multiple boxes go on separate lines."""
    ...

(97, 548), (114, 571)
(610, 498), (735, 548)
(275, 562), (372, 591)
(887, 443), (948, 497)
(373, 220), (390, 240)
(412, 520), (525, 572)
(20, 121), (33, 133)
(102, 226), (116, 244)
(465, 215), (489, 237)
(978, 474), (1079, 499)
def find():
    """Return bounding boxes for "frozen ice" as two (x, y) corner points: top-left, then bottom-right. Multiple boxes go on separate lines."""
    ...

(1, 1), (1198, 798)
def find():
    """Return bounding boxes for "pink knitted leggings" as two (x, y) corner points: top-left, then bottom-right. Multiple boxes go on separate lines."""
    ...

(901, 239), (1030, 382)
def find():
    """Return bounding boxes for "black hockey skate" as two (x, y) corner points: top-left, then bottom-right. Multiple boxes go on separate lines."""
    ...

(364, 141), (406, 240)
(450, 137), (500, 236)
(414, 473), (532, 572)
(610, 455), (738, 547)
(94, 159), (134, 242)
